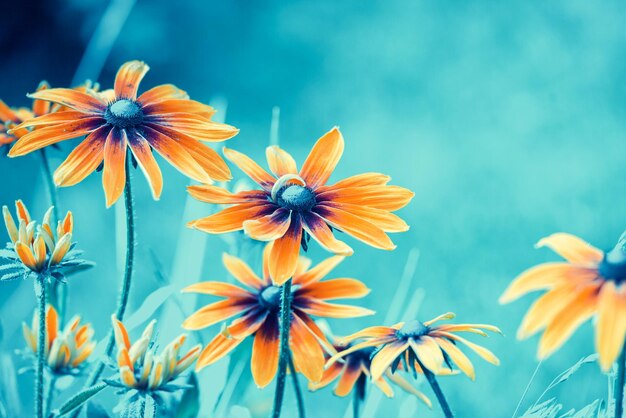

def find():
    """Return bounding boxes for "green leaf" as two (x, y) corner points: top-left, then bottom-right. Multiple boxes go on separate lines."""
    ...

(124, 285), (175, 330)
(54, 382), (108, 416)
(174, 374), (200, 418)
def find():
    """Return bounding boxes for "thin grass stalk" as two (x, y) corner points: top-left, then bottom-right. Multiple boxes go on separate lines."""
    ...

(616, 340), (626, 418)
(288, 353), (305, 418)
(417, 358), (453, 418)
(72, 156), (136, 417)
(271, 278), (293, 418)
(34, 275), (47, 418)
(44, 374), (56, 418)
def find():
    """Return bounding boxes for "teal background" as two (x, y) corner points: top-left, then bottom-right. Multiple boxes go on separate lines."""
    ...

(1, 1), (626, 416)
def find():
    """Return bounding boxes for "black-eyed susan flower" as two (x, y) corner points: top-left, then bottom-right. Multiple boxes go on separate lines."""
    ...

(181, 244), (374, 387)
(109, 316), (201, 393)
(500, 232), (626, 371)
(8, 60), (239, 207)
(0, 81), (52, 149)
(187, 127), (414, 284)
(328, 313), (500, 382)
(309, 333), (431, 407)
(22, 305), (95, 374)
(1, 200), (90, 281)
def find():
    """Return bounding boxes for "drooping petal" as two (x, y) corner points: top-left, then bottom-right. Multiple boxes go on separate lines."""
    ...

(266, 146), (298, 177)
(243, 209), (291, 241)
(595, 282), (626, 371)
(298, 278), (370, 300)
(409, 336), (444, 374)
(308, 362), (345, 392)
(251, 315), (280, 387)
(32, 81), (51, 117)
(196, 334), (244, 370)
(438, 332), (500, 366)
(114, 60), (149, 100)
(339, 326), (396, 344)
(385, 372), (432, 406)
(268, 215), (303, 285)
(27, 88), (105, 113)
(189, 203), (275, 234)
(315, 205), (395, 250)
(8, 118), (104, 157)
(499, 263), (598, 303)
(301, 212), (353, 256)
(140, 126), (211, 183)
(536, 233), (604, 265)
(299, 127), (344, 189)
(102, 128), (128, 207)
(370, 340), (410, 380)
(436, 337), (475, 380)
(334, 363), (361, 396)
(0, 100), (18, 122)
(289, 314), (325, 383)
(227, 309), (269, 339)
(127, 130), (163, 199)
(222, 253), (265, 289)
(54, 125), (109, 187)
(223, 147), (276, 190)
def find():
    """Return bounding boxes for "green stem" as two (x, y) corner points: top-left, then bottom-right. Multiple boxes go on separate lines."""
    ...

(45, 374), (56, 418)
(138, 397), (146, 417)
(353, 375), (365, 418)
(71, 156), (135, 418)
(34, 275), (47, 418)
(288, 353), (306, 418)
(39, 149), (68, 324)
(616, 339), (626, 418)
(418, 359), (454, 418)
(271, 278), (293, 418)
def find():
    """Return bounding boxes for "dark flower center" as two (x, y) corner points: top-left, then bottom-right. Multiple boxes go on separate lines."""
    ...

(396, 320), (430, 339)
(599, 244), (626, 283)
(259, 286), (282, 309)
(276, 184), (316, 212)
(105, 99), (144, 129)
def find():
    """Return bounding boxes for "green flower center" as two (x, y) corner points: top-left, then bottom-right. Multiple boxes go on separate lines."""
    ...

(105, 99), (144, 129)
(396, 320), (430, 339)
(276, 184), (316, 212)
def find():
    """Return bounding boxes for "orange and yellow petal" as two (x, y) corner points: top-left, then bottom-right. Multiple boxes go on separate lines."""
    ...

(223, 147), (276, 191)
(243, 209), (291, 241)
(289, 314), (325, 383)
(53, 125), (108, 187)
(301, 212), (353, 256)
(299, 127), (344, 189)
(595, 282), (626, 371)
(114, 60), (149, 100)
(251, 316), (280, 387)
(266, 146), (298, 177)
(28, 88), (105, 113)
(127, 131), (163, 199)
(268, 217), (304, 285)
(315, 206), (396, 250)
(536, 233), (604, 266)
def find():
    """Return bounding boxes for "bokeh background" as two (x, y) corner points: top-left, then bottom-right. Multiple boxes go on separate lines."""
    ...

(2, 0), (626, 417)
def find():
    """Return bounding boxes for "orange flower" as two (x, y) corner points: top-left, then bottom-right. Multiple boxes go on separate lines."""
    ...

(500, 232), (626, 371)
(22, 305), (96, 374)
(188, 127), (414, 284)
(8, 60), (239, 207)
(181, 245), (374, 387)
(0, 81), (52, 148)
(328, 313), (500, 382)
(309, 333), (431, 407)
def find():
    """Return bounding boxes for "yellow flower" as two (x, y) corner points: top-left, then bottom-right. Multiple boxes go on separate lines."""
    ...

(22, 305), (96, 374)
(111, 316), (201, 392)
(2, 200), (73, 274)
(500, 232), (626, 371)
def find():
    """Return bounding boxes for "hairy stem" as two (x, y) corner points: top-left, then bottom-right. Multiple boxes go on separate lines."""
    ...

(353, 374), (366, 418)
(418, 359), (454, 418)
(72, 157), (135, 417)
(616, 339), (626, 418)
(34, 275), (47, 418)
(288, 353), (306, 418)
(45, 374), (56, 418)
(271, 278), (293, 418)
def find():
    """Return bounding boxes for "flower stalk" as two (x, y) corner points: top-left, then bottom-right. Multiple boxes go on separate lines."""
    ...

(417, 358), (454, 418)
(288, 353), (306, 418)
(271, 278), (293, 418)
(616, 339), (626, 418)
(34, 274), (47, 418)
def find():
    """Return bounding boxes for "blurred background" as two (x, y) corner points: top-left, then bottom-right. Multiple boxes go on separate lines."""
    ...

(2, 0), (626, 417)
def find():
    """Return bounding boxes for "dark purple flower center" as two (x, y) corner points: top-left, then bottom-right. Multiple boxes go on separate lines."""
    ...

(396, 320), (429, 339)
(276, 184), (316, 212)
(259, 286), (282, 309)
(105, 99), (144, 129)
(599, 244), (626, 283)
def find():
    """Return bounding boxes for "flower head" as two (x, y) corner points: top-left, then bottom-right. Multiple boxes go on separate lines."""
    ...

(181, 244), (374, 387)
(0, 81), (52, 148)
(328, 313), (500, 382)
(500, 232), (626, 371)
(22, 305), (96, 374)
(1, 200), (87, 280)
(310, 331), (431, 407)
(8, 60), (239, 207)
(110, 316), (201, 392)
(188, 127), (414, 284)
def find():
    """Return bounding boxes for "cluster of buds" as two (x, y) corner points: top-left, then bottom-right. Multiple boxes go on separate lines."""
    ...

(2, 200), (72, 273)
(111, 316), (201, 393)
(22, 305), (96, 374)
